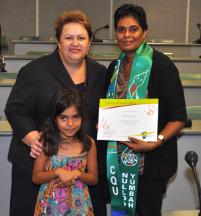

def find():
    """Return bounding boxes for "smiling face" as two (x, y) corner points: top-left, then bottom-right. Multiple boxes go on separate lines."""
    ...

(115, 16), (147, 55)
(58, 22), (90, 64)
(55, 105), (81, 140)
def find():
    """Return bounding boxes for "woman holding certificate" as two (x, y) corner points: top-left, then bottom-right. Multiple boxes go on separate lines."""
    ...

(106, 4), (187, 216)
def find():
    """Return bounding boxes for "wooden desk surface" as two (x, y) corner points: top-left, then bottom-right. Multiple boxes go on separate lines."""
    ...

(181, 120), (201, 135)
(12, 40), (201, 47)
(4, 54), (201, 62)
(1, 73), (201, 87)
(163, 210), (199, 216)
(182, 80), (201, 87)
(0, 120), (12, 135)
(0, 78), (16, 86)
(0, 73), (17, 86)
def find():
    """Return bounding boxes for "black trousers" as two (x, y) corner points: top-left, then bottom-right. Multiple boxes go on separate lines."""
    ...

(9, 164), (39, 216)
(89, 176), (109, 216)
(136, 175), (169, 216)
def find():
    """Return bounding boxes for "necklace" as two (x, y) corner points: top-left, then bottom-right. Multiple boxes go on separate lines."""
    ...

(60, 136), (76, 144)
(60, 142), (73, 150)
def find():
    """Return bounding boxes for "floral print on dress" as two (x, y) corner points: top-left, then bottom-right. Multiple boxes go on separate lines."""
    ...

(34, 152), (94, 216)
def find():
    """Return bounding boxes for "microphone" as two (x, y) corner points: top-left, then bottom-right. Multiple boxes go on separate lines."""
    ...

(185, 151), (201, 216)
(0, 24), (7, 72)
(92, 24), (109, 42)
(185, 151), (198, 167)
(194, 23), (201, 44)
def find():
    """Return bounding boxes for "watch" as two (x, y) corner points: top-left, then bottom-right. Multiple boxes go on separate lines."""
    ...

(158, 134), (165, 142)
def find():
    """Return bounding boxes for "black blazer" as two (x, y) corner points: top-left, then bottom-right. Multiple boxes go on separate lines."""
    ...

(5, 50), (108, 175)
(107, 49), (187, 179)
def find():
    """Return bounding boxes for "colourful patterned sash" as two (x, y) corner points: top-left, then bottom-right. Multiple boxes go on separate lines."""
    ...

(107, 42), (153, 216)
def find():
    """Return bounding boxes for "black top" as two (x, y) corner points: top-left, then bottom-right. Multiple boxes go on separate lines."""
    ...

(107, 49), (187, 179)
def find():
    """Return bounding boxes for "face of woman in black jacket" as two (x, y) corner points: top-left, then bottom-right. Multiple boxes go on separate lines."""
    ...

(57, 22), (91, 65)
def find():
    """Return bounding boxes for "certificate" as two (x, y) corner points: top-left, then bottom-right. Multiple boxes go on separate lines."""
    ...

(97, 99), (158, 141)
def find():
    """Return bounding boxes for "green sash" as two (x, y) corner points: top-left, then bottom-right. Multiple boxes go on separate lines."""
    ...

(107, 42), (153, 216)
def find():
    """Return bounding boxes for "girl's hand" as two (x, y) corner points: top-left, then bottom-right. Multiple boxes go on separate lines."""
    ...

(72, 170), (82, 179)
(55, 168), (77, 187)
(56, 179), (75, 187)
(121, 136), (159, 152)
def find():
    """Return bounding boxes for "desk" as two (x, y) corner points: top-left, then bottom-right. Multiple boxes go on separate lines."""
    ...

(12, 40), (201, 58)
(0, 86), (12, 119)
(4, 55), (36, 72)
(181, 74), (201, 106)
(4, 55), (201, 74)
(12, 40), (57, 55)
(163, 210), (199, 216)
(0, 120), (12, 134)
(173, 57), (201, 74)
(90, 42), (201, 59)
(0, 73), (200, 117)
(162, 120), (201, 211)
(0, 120), (201, 216)
(0, 73), (17, 119)
(149, 43), (201, 58)
(105, 207), (200, 216)
(0, 121), (12, 216)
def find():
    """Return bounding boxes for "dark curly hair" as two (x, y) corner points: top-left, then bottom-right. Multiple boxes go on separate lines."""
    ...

(114, 4), (148, 31)
(40, 87), (91, 156)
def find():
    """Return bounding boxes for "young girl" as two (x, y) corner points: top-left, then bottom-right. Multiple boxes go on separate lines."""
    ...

(32, 88), (98, 216)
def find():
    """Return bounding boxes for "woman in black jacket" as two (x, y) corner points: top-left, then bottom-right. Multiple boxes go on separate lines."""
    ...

(5, 10), (108, 216)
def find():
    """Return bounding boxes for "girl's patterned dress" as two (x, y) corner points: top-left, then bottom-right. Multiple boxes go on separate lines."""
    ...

(34, 152), (94, 216)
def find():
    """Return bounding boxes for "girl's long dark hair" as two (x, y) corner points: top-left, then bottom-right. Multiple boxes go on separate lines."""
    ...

(40, 87), (91, 156)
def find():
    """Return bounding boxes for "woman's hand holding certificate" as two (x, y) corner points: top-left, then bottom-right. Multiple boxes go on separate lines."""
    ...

(121, 136), (161, 153)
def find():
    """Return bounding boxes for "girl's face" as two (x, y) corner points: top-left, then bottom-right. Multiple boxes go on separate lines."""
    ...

(55, 105), (81, 139)
(58, 22), (90, 64)
(115, 16), (147, 54)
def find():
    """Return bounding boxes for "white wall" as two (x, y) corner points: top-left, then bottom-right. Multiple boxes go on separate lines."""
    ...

(0, 0), (201, 44)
